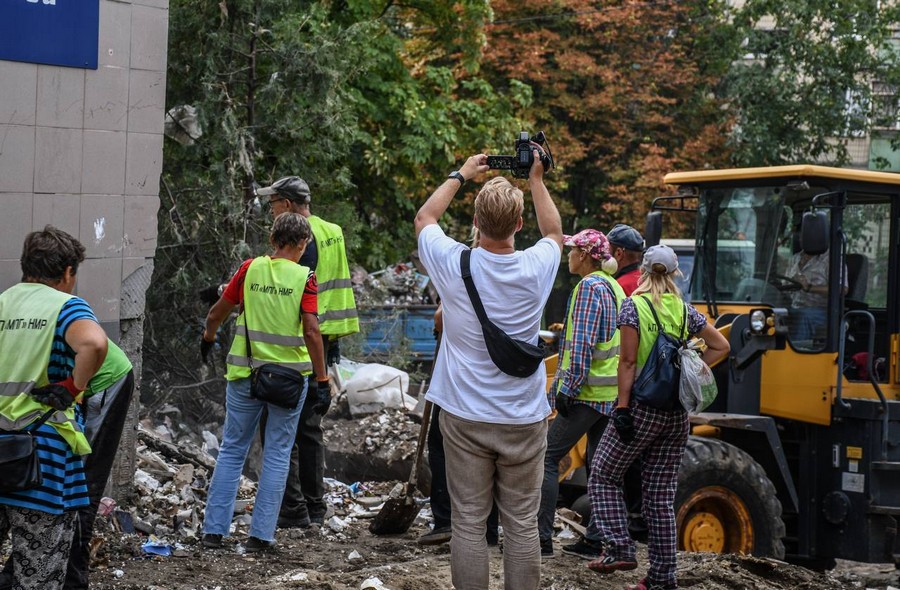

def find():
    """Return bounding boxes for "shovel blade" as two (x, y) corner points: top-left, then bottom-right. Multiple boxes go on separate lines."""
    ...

(368, 495), (419, 535)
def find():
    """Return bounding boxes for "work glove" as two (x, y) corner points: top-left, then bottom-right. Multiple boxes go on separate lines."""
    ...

(31, 376), (80, 411)
(313, 379), (332, 416)
(555, 393), (572, 418)
(200, 336), (215, 363)
(612, 407), (635, 444)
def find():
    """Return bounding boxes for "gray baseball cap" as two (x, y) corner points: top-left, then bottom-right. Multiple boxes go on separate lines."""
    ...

(256, 176), (311, 204)
(607, 224), (644, 251)
(641, 244), (679, 274)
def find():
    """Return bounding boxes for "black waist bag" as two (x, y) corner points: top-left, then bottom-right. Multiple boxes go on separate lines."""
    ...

(631, 299), (687, 411)
(460, 249), (544, 378)
(0, 409), (54, 493)
(250, 364), (305, 409)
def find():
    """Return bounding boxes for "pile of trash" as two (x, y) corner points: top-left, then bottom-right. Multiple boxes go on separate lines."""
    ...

(351, 262), (433, 307)
(90, 423), (414, 561)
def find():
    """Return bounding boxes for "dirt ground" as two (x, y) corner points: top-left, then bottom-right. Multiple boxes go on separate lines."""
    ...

(85, 514), (899, 590)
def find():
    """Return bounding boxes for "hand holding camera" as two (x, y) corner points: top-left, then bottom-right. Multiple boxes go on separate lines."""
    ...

(487, 131), (554, 179)
(459, 154), (490, 182)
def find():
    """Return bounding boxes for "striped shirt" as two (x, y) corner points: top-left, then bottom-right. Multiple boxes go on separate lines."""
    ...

(0, 297), (95, 514)
(549, 275), (618, 415)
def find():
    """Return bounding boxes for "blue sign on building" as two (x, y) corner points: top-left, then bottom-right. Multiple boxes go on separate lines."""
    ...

(0, 1), (100, 69)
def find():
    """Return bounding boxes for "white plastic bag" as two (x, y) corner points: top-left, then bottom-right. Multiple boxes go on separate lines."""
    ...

(678, 340), (718, 414)
(344, 363), (416, 417)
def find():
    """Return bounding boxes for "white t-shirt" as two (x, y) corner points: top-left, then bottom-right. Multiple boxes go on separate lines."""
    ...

(418, 224), (560, 425)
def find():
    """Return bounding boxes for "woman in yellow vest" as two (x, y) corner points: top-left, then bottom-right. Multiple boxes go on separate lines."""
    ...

(199, 213), (326, 552)
(0, 226), (108, 590)
(538, 229), (624, 559)
(586, 245), (729, 590)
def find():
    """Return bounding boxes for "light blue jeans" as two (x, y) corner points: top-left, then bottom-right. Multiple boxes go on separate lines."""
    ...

(203, 377), (306, 542)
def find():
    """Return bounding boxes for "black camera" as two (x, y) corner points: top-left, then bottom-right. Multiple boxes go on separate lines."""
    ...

(487, 131), (554, 179)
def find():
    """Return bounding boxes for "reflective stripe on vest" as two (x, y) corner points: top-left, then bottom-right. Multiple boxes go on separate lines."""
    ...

(308, 215), (359, 337)
(225, 257), (314, 381)
(225, 354), (313, 373)
(0, 381), (36, 397)
(0, 283), (91, 455)
(633, 293), (690, 372)
(234, 325), (305, 347)
(558, 272), (626, 403)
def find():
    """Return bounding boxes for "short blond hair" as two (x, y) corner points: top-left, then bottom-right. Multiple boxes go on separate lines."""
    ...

(474, 177), (524, 240)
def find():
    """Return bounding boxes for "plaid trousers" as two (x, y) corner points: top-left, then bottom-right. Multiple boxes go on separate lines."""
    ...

(588, 403), (689, 588)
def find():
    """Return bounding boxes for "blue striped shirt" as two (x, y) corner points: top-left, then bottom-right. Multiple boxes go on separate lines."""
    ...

(0, 297), (95, 514)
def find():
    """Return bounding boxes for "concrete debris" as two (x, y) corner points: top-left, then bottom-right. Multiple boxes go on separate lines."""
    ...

(352, 262), (433, 306)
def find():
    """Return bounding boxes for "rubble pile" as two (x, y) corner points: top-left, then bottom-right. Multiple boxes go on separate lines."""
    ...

(92, 423), (413, 555)
(351, 262), (433, 307)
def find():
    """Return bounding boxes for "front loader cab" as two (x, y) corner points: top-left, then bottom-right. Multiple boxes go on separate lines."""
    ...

(657, 165), (900, 567)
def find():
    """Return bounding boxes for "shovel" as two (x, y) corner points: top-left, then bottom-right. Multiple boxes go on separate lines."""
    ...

(369, 335), (440, 536)
(368, 398), (432, 535)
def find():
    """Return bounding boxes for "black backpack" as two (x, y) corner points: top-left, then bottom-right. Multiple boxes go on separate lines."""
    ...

(630, 297), (687, 411)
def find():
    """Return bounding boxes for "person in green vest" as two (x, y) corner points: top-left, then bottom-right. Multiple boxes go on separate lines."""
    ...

(256, 175), (359, 528)
(586, 245), (729, 590)
(537, 229), (624, 560)
(199, 212), (326, 552)
(0, 226), (108, 590)
(64, 340), (134, 589)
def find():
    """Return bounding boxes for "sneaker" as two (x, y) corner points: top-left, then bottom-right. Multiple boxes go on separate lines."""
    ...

(244, 536), (276, 553)
(418, 525), (452, 546)
(625, 577), (677, 590)
(586, 552), (638, 574)
(201, 533), (223, 549)
(540, 537), (554, 559)
(562, 538), (604, 560)
(277, 514), (311, 529)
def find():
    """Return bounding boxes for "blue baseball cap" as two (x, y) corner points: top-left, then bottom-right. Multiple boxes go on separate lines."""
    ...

(607, 224), (644, 251)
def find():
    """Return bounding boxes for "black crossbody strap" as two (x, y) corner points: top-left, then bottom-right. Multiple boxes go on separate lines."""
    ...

(460, 249), (491, 327)
(242, 303), (255, 370)
(25, 408), (56, 432)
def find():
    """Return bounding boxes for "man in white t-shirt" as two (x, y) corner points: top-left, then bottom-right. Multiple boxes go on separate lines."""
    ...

(414, 151), (563, 590)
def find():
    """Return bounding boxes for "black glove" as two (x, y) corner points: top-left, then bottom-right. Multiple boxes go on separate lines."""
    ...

(612, 407), (635, 443)
(31, 381), (77, 411)
(200, 337), (214, 363)
(555, 393), (572, 418)
(313, 380), (332, 415)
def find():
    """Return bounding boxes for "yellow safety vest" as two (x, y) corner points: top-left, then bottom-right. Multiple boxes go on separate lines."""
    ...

(0, 283), (91, 455)
(225, 257), (314, 380)
(633, 293), (689, 371)
(558, 271), (626, 403)
(308, 215), (359, 337)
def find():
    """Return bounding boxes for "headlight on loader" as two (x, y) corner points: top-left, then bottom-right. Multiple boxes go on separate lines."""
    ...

(750, 310), (767, 333)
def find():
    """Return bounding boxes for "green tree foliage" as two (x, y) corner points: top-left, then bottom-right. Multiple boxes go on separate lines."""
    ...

(151, 0), (527, 368)
(725, 0), (900, 167)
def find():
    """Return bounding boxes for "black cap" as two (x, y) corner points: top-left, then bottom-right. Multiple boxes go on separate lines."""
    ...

(256, 176), (311, 204)
(607, 224), (644, 251)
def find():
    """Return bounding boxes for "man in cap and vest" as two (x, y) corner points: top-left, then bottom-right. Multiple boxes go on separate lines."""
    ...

(538, 229), (625, 560)
(257, 175), (359, 527)
(607, 224), (645, 296)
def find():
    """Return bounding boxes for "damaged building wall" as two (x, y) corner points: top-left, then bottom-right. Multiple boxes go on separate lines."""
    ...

(0, 1), (169, 496)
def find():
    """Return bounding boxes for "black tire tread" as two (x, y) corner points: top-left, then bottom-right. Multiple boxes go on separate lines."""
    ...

(678, 436), (786, 559)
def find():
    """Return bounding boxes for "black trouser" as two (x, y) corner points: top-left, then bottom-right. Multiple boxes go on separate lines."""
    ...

(0, 372), (137, 590)
(262, 336), (333, 521)
(428, 405), (498, 539)
(66, 370), (135, 589)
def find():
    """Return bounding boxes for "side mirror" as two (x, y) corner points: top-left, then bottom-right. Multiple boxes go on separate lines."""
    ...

(644, 211), (662, 248)
(800, 210), (829, 255)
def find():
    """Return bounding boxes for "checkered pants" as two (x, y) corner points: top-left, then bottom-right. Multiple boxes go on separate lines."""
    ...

(588, 403), (689, 588)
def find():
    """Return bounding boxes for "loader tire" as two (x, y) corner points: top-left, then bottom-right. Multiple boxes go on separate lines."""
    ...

(676, 436), (786, 559)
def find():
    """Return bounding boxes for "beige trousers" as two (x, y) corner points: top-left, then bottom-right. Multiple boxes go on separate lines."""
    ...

(440, 410), (548, 590)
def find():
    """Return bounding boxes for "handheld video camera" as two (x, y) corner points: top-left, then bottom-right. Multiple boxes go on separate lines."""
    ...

(487, 131), (554, 179)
